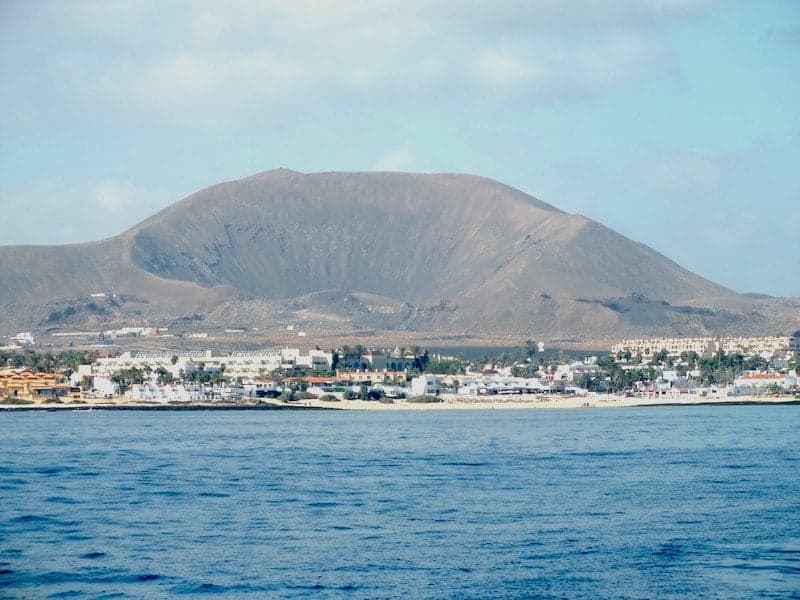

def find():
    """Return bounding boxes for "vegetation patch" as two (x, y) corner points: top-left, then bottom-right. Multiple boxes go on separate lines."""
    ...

(407, 394), (443, 403)
(0, 397), (35, 405)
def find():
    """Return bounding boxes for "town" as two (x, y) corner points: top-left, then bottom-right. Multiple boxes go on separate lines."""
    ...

(1, 333), (799, 408)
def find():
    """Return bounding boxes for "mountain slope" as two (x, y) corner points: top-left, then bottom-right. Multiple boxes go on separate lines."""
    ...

(0, 169), (796, 340)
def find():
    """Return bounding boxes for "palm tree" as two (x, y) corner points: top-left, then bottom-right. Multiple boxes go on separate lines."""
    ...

(524, 339), (537, 360)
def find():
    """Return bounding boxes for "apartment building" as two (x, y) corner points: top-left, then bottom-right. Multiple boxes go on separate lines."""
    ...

(612, 336), (792, 359)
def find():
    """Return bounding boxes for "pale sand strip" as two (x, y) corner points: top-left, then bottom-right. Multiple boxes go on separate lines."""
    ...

(296, 394), (797, 411)
(2, 394), (795, 411)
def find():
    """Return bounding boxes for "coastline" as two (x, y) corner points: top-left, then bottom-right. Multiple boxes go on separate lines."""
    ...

(294, 394), (800, 411)
(2, 394), (797, 412)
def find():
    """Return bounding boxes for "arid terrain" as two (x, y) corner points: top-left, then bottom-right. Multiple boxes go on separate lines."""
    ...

(2, 169), (797, 346)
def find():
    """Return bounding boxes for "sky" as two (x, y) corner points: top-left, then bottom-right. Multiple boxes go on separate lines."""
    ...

(1, 0), (798, 296)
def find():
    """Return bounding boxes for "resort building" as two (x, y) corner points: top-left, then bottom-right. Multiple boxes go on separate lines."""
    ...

(611, 336), (793, 360)
(76, 348), (336, 383)
(335, 369), (407, 384)
(280, 348), (333, 371)
(0, 368), (74, 400)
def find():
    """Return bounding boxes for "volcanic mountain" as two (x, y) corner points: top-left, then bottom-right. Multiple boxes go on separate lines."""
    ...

(1, 169), (797, 342)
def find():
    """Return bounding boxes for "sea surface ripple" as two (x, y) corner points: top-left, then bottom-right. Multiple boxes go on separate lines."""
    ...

(1, 406), (799, 598)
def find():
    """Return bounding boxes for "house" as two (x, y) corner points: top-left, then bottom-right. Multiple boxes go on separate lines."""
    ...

(733, 372), (795, 391)
(554, 361), (601, 382)
(0, 368), (69, 400)
(671, 378), (698, 394)
(336, 369), (406, 384)
(411, 374), (442, 397)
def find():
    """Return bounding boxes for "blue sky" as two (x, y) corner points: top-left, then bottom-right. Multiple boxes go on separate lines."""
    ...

(1, 0), (798, 296)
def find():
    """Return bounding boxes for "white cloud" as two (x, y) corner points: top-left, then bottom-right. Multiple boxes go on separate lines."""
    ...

(2, 0), (706, 130)
(90, 179), (140, 214)
(371, 149), (423, 172)
(474, 49), (539, 88)
(0, 178), (172, 245)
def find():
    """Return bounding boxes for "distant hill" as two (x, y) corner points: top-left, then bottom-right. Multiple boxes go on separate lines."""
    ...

(1, 169), (797, 342)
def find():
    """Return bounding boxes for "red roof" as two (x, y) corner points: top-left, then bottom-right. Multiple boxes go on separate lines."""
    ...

(739, 373), (782, 380)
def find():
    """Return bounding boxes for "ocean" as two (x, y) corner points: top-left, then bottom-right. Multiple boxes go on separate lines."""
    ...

(1, 407), (798, 598)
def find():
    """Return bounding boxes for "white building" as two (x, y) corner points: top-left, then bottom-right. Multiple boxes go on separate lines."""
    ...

(287, 348), (333, 371)
(11, 332), (35, 346)
(102, 326), (160, 339)
(90, 351), (199, 379)
(78, 348), (336, 383)
(90, 375), (116, 398)
(554, 361), (601, 382)
(130, 383), (196, 403)
(612, 336), (792, 360)
(733, 372), (796, 391)
(411, 374), (442, 397)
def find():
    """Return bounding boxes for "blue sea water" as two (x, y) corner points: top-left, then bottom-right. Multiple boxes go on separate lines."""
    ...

(1, 406), (798, 599)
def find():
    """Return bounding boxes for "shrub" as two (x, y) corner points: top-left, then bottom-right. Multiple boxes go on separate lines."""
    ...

(279, 390), (296, 402)
(407, 395), (443, 404)
(342, 390), (358, 400)
(319, 394), (340, 402)
(294, 391), (315, 400)
(0, 396), (35, 405)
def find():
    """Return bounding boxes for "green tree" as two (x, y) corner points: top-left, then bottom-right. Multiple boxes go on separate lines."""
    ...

(511, 363), (538, 378)
(684, 351), (699, 369)
(156, 367), (174, 385)
(354, 345), (366, 368)
(340, 345), (355, 369)
(523, 339), (537, 360)
(744, 356), (768, 372)
(421, 349), (430, 371)
(111, 367), (144, 395)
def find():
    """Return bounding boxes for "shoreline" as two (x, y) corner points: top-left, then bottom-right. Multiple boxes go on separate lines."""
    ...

(296, 395), (800, 410)
(1, 394), (797, 412)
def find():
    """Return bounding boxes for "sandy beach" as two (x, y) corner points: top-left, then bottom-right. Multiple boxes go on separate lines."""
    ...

(2, 388), (798, 412)
(7, 393), (794, 411)
(294, 393), (799, 411)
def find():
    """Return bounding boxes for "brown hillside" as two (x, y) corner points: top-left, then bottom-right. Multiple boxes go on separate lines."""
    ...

(1, 169), (796, 340)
